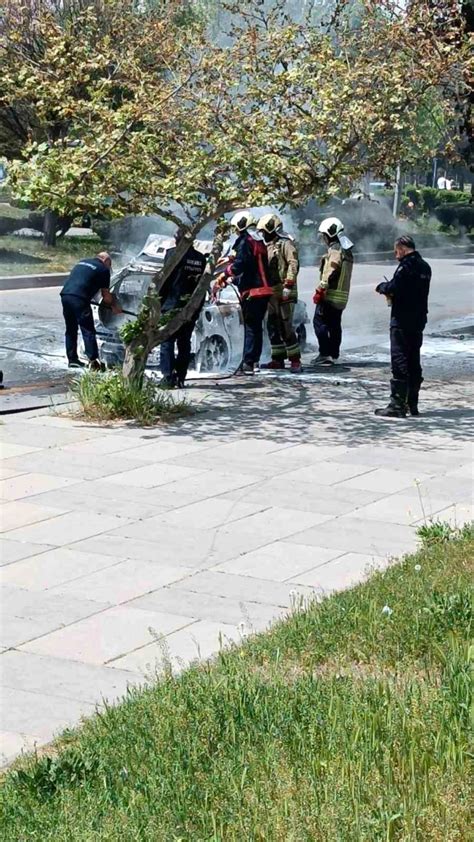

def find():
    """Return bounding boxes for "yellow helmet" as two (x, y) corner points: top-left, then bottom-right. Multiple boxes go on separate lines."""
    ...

(256, 213), (282, 235)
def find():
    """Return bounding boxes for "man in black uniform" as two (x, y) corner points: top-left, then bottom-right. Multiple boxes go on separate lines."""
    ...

(375, 235), (431, 417)
(159, 229), (207, 388)
(60, 252), (120, 369)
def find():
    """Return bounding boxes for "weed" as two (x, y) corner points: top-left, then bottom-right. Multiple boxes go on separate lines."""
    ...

(71, 369), (192, 425)
(417, 519), (473, 546)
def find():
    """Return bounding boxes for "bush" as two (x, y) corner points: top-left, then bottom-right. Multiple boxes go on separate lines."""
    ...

(434, 204), (474, 231)
(71, 369), (192, 425)
(403, 185), (471, 213)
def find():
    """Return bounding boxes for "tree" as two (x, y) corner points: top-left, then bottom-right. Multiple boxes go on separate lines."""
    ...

(2, 0), (468, 380)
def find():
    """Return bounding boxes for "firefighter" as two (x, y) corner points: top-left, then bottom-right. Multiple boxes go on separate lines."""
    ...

(217, 211), (273, 374)
(256, 213), (302, 373)
(159, 228), (207, 388)
(374, 235), (431, 417)
(312, 217), (354, 365)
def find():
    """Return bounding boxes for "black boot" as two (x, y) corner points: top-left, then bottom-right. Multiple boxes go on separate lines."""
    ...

(408, 377), (423, 416)
(374, 379), (408, 418)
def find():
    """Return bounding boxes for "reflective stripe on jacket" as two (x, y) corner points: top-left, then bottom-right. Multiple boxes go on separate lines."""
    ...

(320, 243), (353, 310)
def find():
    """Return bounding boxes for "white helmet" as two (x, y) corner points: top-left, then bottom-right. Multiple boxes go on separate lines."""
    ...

(318, 217), (344, 239)
(230, 211), (257, 232)
(256, 213), (282, 235)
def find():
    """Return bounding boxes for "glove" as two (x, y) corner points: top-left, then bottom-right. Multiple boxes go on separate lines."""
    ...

(281, 286), (292, 301)
(375, 282), (386, 294)
(215, 273), (228, 288)
(313, 287), (325, 305)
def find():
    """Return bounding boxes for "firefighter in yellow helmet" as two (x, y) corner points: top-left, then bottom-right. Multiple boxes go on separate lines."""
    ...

(256, 213), (302, 373)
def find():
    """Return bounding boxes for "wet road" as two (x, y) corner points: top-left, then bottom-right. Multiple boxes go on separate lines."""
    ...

(0, 256), (472, 388)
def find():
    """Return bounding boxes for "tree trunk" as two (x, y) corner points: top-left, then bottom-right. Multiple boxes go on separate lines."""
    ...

(43, 210), (58, 246)
(121, 220), (228, 385)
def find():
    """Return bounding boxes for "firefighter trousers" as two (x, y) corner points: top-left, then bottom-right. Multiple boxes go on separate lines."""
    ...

(267, 295), (300, 361)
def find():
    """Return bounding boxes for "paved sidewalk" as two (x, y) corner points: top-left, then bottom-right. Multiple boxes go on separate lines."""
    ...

(1, 372), (472, 765)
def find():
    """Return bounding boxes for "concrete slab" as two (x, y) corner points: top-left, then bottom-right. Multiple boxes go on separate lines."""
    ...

(20, 605), (197, 665)
(110, 619), (243, 676)
(336, 467), (431, 494)
(280, 461), (377, 486)
(0, 473), (79, 502)
(0, 650), (141, 704)
(0, 547), (127, 590)
(72, 533), (211, 569)
(48, 559), (192, 604)
(25, 485), (167, 521)
(0, 443), (41, 460)
(159, 498), (268, 531)
(222, 480), (385, 517)
(213, 541), (343, 581)
(286, 516), (418, 556)
(0, 731), (43, 767)
(3, 510), (132, 547)
(1, 585), (108, 648)
(168, 570), (316, 608)
(289, 551), (389, 592)
(102, 462), (204, 489)
(130, 588), (281, 630)
(0, 539), (53, 566)
(0, 500), (68, 533)
(1, 686), (96, 742)
(350, 492), (451, 526)
(332, 445), (467, 475)
(1, 450), (150, 482)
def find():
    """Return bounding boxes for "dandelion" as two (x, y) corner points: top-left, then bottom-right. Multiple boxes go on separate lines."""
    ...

(382, 604), (393, 616)
(239, 621), (248, 638)
(414, 564), (422, 572)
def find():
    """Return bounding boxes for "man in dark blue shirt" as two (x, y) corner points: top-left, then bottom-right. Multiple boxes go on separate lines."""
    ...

(60, 252), (120, 369)
(375, 235), (431, 417)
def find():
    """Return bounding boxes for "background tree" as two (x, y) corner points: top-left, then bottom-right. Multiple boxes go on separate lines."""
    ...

(1, 0), (468, 381)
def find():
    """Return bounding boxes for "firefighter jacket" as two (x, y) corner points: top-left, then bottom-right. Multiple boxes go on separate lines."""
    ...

(319, 242), (353, 310)
(266, 235), (299, 302)
(225, 230), (273, 298)
(376, 250), (431, 331)
(160, 246), (207, 313)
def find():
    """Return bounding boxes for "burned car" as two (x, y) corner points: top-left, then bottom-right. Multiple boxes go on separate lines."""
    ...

(93, 234), (309, 377)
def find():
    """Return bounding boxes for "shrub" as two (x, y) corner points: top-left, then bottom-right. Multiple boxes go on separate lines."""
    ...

(434, 204), (474, 231)
(71, 370), (192, 425)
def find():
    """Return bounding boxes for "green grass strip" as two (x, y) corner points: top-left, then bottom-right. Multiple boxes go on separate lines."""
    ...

(1, 527), (472, 841)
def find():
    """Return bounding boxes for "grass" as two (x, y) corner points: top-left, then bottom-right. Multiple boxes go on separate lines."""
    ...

(0, 233), (102, 276)
(0, 527), (472, 841)
(71, 369), (192, 425)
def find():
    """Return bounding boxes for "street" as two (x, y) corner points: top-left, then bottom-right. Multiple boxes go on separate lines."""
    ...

(0, 255), (472, 389)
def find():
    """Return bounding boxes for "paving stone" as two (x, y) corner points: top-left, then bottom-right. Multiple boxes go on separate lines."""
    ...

(169, 570), (316, 607)
(110, 619), (242, 675)
(131, 588), (281, 630)
(49, 558), (192, 604)
(102, 462), (204, 489)
(0, 585), (108, 648)
(0, 443), (41, 460)
(255, 443), (350, 468)
(0, 547), (126, 591)
(289, 551), (389, 592)
(73, 533), (212, 569)
(332, 445), (466, 474)
(3, 511), (132, 547)
(280, 461), (377, 486)
(160, 498), (269, 530)
(26, 485), (167, 521)
(0, 423), (104, 450)
(286, 516), (418, 556)
(2, 450), (149, 481)
(222, 481), (385, 517)
(0, 500), (68, 533)
(444, 464), (473, 480)
(111, 439), (210, 463)
(21, 605), (196, 664)
(0, 467), (27, 480)
(0, 473), (79, 502)
(1, 650), (141, 704)
(350, 492), (451, 526)
(0, 539), (53, 567)
(213, 541), (343, 581)
(0, 687), (96, 741)
(421, 503), (473, 528)
(403, 474), (473, 505)
(136, 471), (261, 508)
(0, 731), (43, 766)
(56, 434), (155, 456)
(336, 467), (431, 494)
(214, 506), (331, 539)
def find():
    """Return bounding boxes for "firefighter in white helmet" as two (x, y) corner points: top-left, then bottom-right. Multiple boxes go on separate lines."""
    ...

(216, 211), (273, 374)
(256, 213), (302, 373)
(313, 217), (354, 365)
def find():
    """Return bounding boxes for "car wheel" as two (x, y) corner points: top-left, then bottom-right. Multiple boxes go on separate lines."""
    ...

(198, 334), (230, 372)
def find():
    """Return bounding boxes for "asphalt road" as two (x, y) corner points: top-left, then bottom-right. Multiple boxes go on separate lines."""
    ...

(0, 256), (472, 389)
